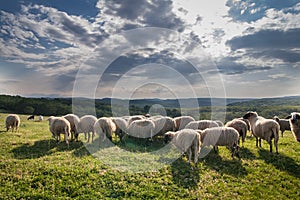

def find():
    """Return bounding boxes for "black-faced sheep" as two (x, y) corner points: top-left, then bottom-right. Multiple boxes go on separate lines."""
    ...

(63, 114), (80, 141)
(286, 112), (300, 142)
(243, 111), (279, 153)
(197, 127), (240, 158)
(27, 115), (34, 120)
(164, 129), (201, 164)
(184, 120), (219, 130)
(273, 116), (291, 137)
(174, 116), (195, 131)
(94, 117), (116, 145)
(6, 114), (20, 132)
(78, 115), (97, 142)
(47, 116), (71, 146)
(225, 119), (248, 147)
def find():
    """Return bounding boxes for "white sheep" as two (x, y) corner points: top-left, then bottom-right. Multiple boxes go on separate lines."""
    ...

(128, 115), (146, 125)
(150, 116), (176, 137)
(225, 119), (248, 147)
(111, 117), (128, 141)
(197, 127), (240, 158)
(164, 129), (201, 164)
(5, 114), (21, 132)
(47, 116), (71, 145)
(63, 114), (80, 141)
(243, 111), (280, 153)
(185, 120), (219, 130)
(94, 117), (116, 145)
(38, 115), (44, 122)
(286, 112), (300, 142)
(174, 116), (195, 131)
(78, 115), (97, 142)
(126, 119), (155, 140)
(273, 116), (291, 137)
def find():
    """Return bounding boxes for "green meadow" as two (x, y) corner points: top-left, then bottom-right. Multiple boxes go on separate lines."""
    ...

(0, 114), (300, 199)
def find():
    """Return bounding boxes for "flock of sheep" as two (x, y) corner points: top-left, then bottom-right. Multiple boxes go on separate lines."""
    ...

(4, 111), (300, 164)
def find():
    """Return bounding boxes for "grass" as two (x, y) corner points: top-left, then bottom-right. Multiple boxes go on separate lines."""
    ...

(0, 114), (300, 199)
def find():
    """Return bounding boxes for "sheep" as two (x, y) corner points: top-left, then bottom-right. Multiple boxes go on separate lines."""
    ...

(174, 116), (195, 131)
(38, 115), (43, 122)
(150, 116), (176, 138)
(285, 112), (300, 142)
(78, 115), (97, 142)
(215, 120), (224, 127)
(243, 111), (280, 153)
(6, 114), (21, 132)
(128, 115), (146, 125)
(111, 117), (128, 141)
(164, 129), (201, 164)
(47, 116), (71, 146)
(126, 119), (155, 141)
(273, 116), (291, 137)
(27, 115), (34, 120)
(63, 114), (80, 141)
(225, 119), (248, 147)
(197, 127), (240, 158)
(184, 120), (219, 130)
(94, 117), (116, 145)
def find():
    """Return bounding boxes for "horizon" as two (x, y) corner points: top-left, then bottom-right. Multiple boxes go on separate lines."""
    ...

(1, 1), (300, 99)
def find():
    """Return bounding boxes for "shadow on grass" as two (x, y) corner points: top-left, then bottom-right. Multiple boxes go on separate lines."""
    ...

(170, 158), (200, 189)
(11, 139), (85, 159)
(258, 149), (300, 178)
(202, 152), (248, 177)
(239, 147), (257, 160)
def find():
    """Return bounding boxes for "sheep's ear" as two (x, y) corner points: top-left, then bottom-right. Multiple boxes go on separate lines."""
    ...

(285, 115), (292, 119)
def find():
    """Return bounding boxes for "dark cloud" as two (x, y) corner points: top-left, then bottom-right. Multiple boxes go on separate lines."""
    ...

(226, 0), (299, 22)
(250, 50), (300, 63)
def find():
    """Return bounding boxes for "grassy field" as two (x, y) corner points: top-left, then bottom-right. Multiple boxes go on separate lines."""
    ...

(0, 114), (300, 199)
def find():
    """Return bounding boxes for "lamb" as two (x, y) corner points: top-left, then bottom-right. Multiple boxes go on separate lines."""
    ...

(27, 115), (34, 120)
(225, 119), (248, 147)
(47, 116), (71, 145)
(285, 112), (300, 142)
(150, 116), (176, 137)
(38, 115), (44, 122)
(197, 127), (240, 158)
(185, 120), (219, 130)
(63, 114), (80, 141)
(6, 114), (21, 132)
(174, 116), (195, 131)
(126, 119), (155, 140)
(111, 117), (128, 141)
(243, 111), (280, 153)
(273, 116), (291, 137)
(94, 117), (116, 145)
(164, 129), (201, 164)
(78, 115), (97, 142)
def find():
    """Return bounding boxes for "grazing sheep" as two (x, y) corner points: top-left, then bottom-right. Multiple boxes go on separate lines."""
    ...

(94, 117), (116, 145)
(6, 114), (21, 132)
(185, 120), (219, 130)
(78, 115), (97, 142)
(174, 116), (195, 131)
(225, 119), (248, 147)
(150, 116), (176, 137)
(27, 115), (34, 120)
(47, 116), (71, 145)
(38, 115), (43, 122)
(273, 116), (291, 137)
(243, 111), (279, 153)
(126, 119), (155, 140)
(111, 117), (128, 141)
(286, 112), (300, 142)
(63, 114), (80, 141)
(198, 127), (240, 158)
(164, 129), (201, 164)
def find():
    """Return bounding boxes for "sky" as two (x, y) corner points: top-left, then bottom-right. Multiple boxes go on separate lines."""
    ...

(0, 0), (300, 99)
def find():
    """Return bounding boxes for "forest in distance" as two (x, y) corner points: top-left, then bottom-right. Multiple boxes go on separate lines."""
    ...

(0, 94), (300, 121)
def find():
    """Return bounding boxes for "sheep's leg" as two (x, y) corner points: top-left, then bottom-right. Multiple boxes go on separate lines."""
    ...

(268, 139), (273, 153)
(84, 132), (87, 140)
(258, 138), (262, 147)
(87, 132), (90, 143)
(65, 132), (69, 146)
(188, 148), (192, 164)
(213, 146), (218, 153)
(194, 146), (199, 164)
(255, 137), (258, 147)
(274, 139), (278, 154)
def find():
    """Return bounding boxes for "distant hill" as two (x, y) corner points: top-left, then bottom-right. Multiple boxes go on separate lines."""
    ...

(227, 96), (300, 107)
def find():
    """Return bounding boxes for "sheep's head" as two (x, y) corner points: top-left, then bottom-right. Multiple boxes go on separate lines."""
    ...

(243, 111), (258, 120)
(287, 112), (300, 142)
(164, 131), (176, 144)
